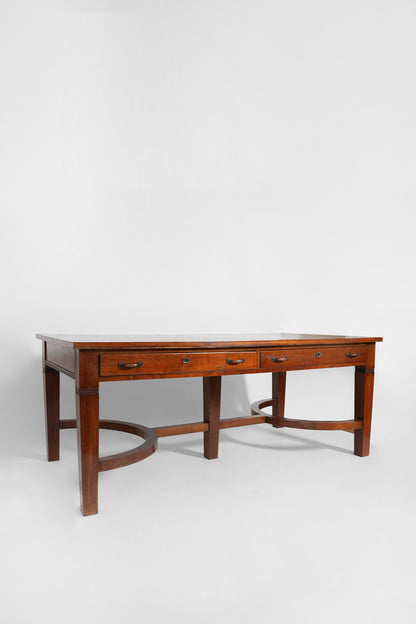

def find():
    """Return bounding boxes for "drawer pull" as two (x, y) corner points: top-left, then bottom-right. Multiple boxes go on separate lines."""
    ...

(118, 361), (143, 369)
(346, 352), (360, 358)
(182, 358), (191, 364)
(226, 358), (245, 365)
(272, 355), (289, 363)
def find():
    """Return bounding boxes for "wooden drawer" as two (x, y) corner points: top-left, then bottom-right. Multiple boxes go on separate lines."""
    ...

(260, 345), (369, 370)
(100, 351), (257, 377)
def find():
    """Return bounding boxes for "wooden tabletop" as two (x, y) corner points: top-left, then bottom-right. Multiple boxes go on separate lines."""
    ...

(36, 333), (383, 349)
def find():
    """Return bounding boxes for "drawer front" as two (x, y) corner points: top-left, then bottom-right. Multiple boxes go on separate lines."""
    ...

(260, 345), (369, 369)
(100, 351), (257, 377)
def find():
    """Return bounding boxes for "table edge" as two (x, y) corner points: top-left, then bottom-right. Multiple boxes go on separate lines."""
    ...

(36, 334), (383, 349)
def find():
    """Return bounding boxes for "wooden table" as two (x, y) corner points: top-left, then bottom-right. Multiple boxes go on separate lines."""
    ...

(37, 333), (382, 516)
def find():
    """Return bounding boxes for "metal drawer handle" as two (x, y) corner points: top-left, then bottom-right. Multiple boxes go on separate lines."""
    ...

(118, 361), (143, 369)
(226, 358), (245, 365)
(272, 355), (289, 363)
(346, 352), (360, 358)
(182, 358), (191, 364)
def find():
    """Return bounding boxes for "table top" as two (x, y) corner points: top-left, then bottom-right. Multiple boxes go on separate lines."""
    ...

(36, 333), (383, 349)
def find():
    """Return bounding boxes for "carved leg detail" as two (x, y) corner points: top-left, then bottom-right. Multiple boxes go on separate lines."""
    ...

(203, 376), (222, 459)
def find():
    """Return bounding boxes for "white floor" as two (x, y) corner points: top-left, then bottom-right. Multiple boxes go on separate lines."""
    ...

(1, 387), (414, 624)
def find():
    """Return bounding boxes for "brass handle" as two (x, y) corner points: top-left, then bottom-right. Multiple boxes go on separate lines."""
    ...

(272, 355), (289, 363)
(346, 352), (360, 358)
(118, 361), (143, 369)
(226, 358), (245, 365)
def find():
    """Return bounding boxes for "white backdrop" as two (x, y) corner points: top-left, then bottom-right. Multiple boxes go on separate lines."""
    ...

(1, 2), (415, 623)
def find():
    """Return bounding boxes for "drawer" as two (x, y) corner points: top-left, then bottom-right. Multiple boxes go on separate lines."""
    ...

(100, 351), (257, 376)
(260, 345), (369, 369)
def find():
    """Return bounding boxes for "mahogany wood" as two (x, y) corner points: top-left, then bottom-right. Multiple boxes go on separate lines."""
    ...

(36, 333), (383, 350)
(251, 398), (274, 416)
(272, 371), (286, 428)
(354, 344), (376, 456)
(155, 422), (209, 437)
(95, 368), (259, 382)
(59, 419), (158, 471)
(101, 350), (256, 377)
(260, 345), (369, 370)
(75, 350), (100, 516)
(60, 419), (76, 429)
(203, 376), (222, 459)
(43, 345), (60, 462)
(45, 342), (75, 374)
(154, 415), (268, 436)
(37, 333), (382, 516)
(265, 415), (362, 432)
(218, 415), (266, 429)
(98, 421), (157, 472)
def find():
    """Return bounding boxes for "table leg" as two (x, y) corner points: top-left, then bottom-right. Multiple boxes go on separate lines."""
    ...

(354, 366), (375, 457)
(203, 376), (222, 459)
(76, 387), (99, 515)
(75, 351), (100, 516)
(272, 371), (286, 428)
(43, 365), (60, 461)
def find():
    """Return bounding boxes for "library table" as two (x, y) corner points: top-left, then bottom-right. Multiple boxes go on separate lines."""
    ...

(37, 333), (382, 516)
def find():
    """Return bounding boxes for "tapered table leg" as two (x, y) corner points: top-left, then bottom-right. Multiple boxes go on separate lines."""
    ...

(43, 365), (60, 461)
(203, 376), (222, 459)
(354, 365), (375, 457)
(272, 371), (286, 428)
(76, 388), (99, 515)
(75, 351), (99, 516)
